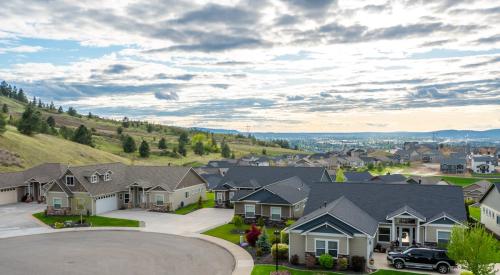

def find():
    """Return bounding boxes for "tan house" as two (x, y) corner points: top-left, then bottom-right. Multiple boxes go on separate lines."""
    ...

(44, 163), (207, 215)
(463, 180), (491, 202)
(479, 183), (500, 237)
(286, 183), (467, 266)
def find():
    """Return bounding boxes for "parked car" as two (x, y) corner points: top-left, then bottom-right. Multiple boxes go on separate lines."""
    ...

(387, 248), (456, 274)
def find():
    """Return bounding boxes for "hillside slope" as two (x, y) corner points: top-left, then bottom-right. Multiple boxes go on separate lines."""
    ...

(0, 126), (130, 172)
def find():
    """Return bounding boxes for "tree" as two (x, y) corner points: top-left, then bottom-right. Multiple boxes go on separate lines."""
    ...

(17, 105), (41, 135)
(178, 142), (187, 157)
(245, 224), (261, 247)
(116, 126), (123, 135)
(72, 125), (93, 146)
(139, 140), (150, 158)
(0, 112), (6, 135)
(232, 215), (244, 233)
(2, 104), (8, 114)
(194, 141), (204, 156)
(122, 117), (130, 128)
(262, 148), (267, 155)
(87, 112), (93, 119)
(179, 132), (189, 144)
(67, 107), (77, 116)
(221, 142), (231, 158)
(447, 225), (500, 275)
(122, 135), (136, 153)
(57, 106), (64, 113)
(336, 168), (346, 182)
(147, 124), (154, 133)
(46, 116), (56, 128)
(158, 137), (167, 149)
(256, 226), (272, 254)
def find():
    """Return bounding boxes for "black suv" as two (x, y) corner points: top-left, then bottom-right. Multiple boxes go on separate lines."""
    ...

(387, 248), (456, 274)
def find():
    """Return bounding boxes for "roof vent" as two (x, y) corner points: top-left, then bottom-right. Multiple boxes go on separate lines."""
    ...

(323, 201), (327, 208)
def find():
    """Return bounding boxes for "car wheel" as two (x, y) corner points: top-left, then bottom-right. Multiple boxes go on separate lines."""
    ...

(393, 260), (404, 269)
(437, 264), (449, 274)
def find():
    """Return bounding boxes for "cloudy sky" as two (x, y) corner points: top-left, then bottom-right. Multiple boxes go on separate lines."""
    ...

(0, 0), (499, 132)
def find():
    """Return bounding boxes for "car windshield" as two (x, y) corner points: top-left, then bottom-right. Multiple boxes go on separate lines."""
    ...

(403, 248), (414, 254)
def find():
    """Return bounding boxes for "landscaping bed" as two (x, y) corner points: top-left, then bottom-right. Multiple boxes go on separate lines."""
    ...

(251, 265), (423, 275)
(33, 212), (140, 228)
(174, 192), (215, 215)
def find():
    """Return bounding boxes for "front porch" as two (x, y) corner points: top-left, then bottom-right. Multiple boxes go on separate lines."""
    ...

(126, 185), (172, 212)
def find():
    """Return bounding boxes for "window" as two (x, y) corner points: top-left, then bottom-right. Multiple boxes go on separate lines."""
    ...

(378, 227), (391, 242)
(104, 173), (111, 181)
(66, 175), (75, 186)
(245, 204), (255, 218)
(497, 215), (500, 225)
(217, 192), (224, 203)
(315, 240), (339, 258)
(124, 193), (130, 204)
(53, 198), (62, 209)
(270, 207), (281, 221)
(229, 191), (235, 200)
(437, 230), (451, 246)
(185, 191), (189, 198)
(294, 203), (301, 211)
(155, 194), (164, 205)
(119, 193), (123, 200)
(91, 175), (98, 183)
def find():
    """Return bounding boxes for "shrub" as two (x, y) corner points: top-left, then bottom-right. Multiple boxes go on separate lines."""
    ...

(256, 227), (272, 254)
(270, 234), (280, 244)
(54, 222), (64, 229)
(232, 215), (244, 232)
(255, 247), (263, 257)
(280, 231), (289, 244)
(245, 224), (261, 247)
(460, 272), (473, 275)
(272, 243), (289, 260)
(197, 196), (203, 209)
(338, 257), (348, 270)
(285, 219), (295, 227)
(290, 254), (299, 265)
(319, 253), (334, 269)
(257, 216), (265, 227)
(351, 256), (366, 272)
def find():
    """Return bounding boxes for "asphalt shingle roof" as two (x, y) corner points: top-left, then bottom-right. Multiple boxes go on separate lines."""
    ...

(0, 163), (67, 189)
(235, 176), (310, 205)
(344, 171), (372, 182)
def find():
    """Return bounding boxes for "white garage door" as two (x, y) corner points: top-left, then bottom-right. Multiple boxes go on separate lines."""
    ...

(95, 194), (118, 214)
(0, 188), (18, 205)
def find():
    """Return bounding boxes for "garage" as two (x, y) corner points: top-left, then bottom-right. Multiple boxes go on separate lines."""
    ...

(95, 194), (118, 214)
(0, 187), (18, 205)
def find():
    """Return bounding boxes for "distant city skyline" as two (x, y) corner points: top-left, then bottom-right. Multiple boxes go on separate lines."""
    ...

(0, 0), (499, 132)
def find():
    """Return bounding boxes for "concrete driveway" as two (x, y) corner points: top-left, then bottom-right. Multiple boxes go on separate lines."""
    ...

(0, 231), (234, 275)
(0, 203), (50, 238)
(101, 208), (234, 235)
(373, 252), (462, 274)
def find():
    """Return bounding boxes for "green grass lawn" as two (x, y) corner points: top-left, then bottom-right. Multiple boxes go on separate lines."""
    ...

(33, 212), (140, 227)
(203, 223), (278, 244)
(434, 176), (489, 187)
(469, 205), (480, 221)
(174, 192), (215, 215)
(251, 265), (421, 275)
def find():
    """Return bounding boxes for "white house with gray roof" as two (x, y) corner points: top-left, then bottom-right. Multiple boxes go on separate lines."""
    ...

(39, 162), (207, 215)
(471, 155), (497, 174)
(286, 183), (467, 266)
(479, 183), (500, 237)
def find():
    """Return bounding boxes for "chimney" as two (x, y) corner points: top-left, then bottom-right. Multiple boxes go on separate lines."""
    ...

(418, 179), (422, 184)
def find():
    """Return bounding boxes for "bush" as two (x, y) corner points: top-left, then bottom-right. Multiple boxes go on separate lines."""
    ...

(257, 216), (265, 227)
(245, 224), (261, 247)
(256, 227), (271, 254)
(285, 219), (295, 227)
(460, 272), (473, 275)
(255, 247), (263, 257)
(271, 243), (288, 260)
(270, 234), (280, 244)
(319, 253), (334, 269)
(290, 254), (299, 265)
(197, 196), (203, 209)
(54, 222), (64, 229)
(338, 257), (348, 270)
(232, 215), (244, 232)
(281, 231), (289, 244)
(351, 256), (366, 272)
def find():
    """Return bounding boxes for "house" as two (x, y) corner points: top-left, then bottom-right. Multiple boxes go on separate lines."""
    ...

(463, 180), (491, 202)
(471, 155), (497, 174)
(0, 163), (67, 205)
(212, 166), (332, 208)
(343, 171), (372, 182)
(44, 163), (207, 215)
(286, 183), (467, 266)
(440, 156), (466, 174)
(479, 183), (500, 237)
(406, 176), (450, 186)
(232, 176), (310, 224)
(369, 174), (408, 184)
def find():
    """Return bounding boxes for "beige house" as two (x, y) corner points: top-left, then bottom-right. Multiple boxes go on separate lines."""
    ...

(479, 183), (500, 237)
(286, 183), (467, 266)
(44, 163), (207, 215)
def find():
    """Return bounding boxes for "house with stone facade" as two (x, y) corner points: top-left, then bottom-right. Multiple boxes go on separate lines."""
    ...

(44, 162), (207, 215)
(286, 183), (467, 267)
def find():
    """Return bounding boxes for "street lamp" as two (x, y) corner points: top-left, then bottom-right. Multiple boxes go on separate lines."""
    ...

(274, 229), (280, 272)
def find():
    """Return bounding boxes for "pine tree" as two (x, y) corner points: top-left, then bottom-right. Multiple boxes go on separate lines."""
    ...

(17, 89), (28, 103)
(49, 101), (55, 110)
(46, 116), (56, 128)
(67, 107), (77, 116)
(158, 137), (167, 149)
(139, 140), (150, 158)
(57, 106), (64, 113)
(256, 226), (271, 254)
(221, 142), (231, 158)
(194, 141), (204, 156)
(147, 124), (154, 133)
(72, 125), (93, 146)
(122, 117), (130, 128)
(87, 112), (92, 119)
(37, 99), (43, 108)
(0, 112), (6, 135)
(178, 142), (187, 157)
(17, 105), (41, 135)
(116, 126), (123, 135)
(2, 104), (8, 114)
(179, 132), (189, 144)
(122, 135), (136, 153)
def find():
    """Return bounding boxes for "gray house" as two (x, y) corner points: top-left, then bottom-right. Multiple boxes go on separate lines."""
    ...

(440, 157), (466, 174)
(43, 163), (207, 215)
(286, 183), (467, 266)
(479, 183), (500, 237)
(213, 166), (332, 208)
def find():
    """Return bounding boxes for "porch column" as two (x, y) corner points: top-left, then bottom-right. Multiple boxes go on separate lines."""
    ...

(142, 188), (145, 207)
(129, 187), (131, 207)
(392, 220), (396, 241)
(416, 222), (420, 244)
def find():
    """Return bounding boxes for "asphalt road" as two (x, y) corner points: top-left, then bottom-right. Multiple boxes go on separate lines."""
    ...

(0, 231), (234, 275)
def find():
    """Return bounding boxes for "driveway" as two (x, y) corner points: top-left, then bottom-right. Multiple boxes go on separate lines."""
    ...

(0, 231), (234, 275)
(0, 203), (50, 238)
(101, 208), (234, 235)
(373, 252), (461, 274)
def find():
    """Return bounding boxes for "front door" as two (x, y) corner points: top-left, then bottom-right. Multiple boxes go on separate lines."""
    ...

(400, 227), (412, 246)
(216, 192), (224, 204)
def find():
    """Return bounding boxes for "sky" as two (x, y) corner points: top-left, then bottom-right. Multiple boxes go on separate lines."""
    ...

(0, 0), (499, 133)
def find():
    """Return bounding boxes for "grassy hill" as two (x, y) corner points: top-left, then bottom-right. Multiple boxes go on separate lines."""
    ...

(0, 95), (303, 172)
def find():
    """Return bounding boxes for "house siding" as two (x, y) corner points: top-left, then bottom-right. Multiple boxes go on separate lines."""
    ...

(350, 236), (368, 259)
(170, 184), (206, 210)
(176, 169), (206, 189)
(289, 232), (306, 263)
(481, 190), (500, 236)
(425, 225), (452, 243)
(69, 193), (92, 215)
(305, 234), (349, 256)
(46, 192), (69, 208)
(261, 205), (292, 220)
(148, 190), (170, 209)
(234, 202), (261, 217)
